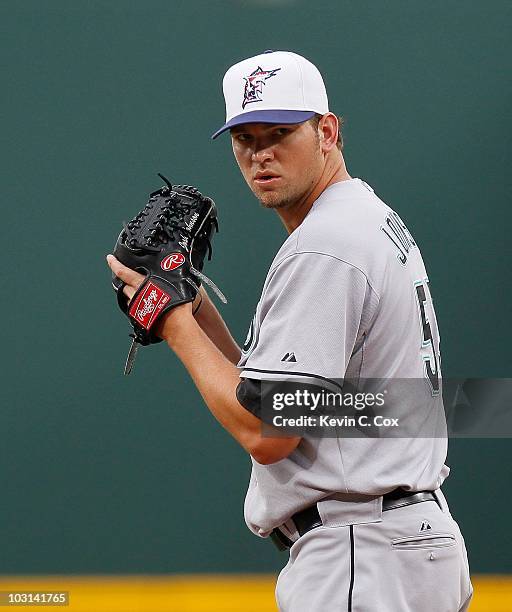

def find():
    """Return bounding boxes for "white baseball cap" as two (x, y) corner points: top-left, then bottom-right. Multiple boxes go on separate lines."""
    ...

(211, 50), (329, 139)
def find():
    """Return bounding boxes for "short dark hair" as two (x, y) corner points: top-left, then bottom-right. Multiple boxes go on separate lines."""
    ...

(309, 113), (344, 151)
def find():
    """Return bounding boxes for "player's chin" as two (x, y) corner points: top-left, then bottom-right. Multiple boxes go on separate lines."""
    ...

(253, 187), (288, 209)
(258, 194), (287, 209)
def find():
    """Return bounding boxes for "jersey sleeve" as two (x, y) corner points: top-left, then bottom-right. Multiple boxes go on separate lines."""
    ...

(238, 251), (372, 387)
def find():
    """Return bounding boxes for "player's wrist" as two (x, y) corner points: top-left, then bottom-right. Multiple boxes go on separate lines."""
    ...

(157, 302), (196, 345)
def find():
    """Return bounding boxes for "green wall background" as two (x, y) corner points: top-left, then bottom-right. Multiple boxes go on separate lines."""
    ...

(1, 1), (510, 574)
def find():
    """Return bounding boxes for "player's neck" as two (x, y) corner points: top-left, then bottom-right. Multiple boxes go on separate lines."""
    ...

(277, 155), (351, 234)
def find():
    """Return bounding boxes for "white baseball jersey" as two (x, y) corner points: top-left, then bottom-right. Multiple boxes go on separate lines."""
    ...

(237, 178), (449, 537)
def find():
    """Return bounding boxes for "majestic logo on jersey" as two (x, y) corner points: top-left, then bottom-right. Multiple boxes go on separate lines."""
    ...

(242, 66), (281, 109)
(281, 352), (297, 363)
(160, 252), (185, 271)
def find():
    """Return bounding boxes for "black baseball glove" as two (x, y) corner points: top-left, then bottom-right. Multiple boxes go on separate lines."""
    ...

(112, 174), (225, 374)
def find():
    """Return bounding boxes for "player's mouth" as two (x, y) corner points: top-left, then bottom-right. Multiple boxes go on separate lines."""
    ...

(253, 172), (281, 187)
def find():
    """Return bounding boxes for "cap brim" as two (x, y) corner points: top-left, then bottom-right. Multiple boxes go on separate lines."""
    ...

(211, 110), (316, 139)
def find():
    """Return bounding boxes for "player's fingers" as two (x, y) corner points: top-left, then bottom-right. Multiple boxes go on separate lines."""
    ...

(123, 284), (136, 301)
(106, 254), (145, 288)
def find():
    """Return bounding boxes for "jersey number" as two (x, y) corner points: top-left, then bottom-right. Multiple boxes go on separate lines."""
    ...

(414, 280), (440, 396)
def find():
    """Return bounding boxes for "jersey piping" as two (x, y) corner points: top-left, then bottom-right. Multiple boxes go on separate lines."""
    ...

(239, 367), (344, 392)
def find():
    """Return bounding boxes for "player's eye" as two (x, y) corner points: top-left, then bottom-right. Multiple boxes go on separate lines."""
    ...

(235, 133), (252, 142)
(274, 127), (289, 136)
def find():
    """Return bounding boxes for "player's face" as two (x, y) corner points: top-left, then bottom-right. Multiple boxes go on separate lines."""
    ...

(230, 121), (324, 210)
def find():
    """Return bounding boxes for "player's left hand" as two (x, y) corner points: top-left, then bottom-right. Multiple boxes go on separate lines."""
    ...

(106, 254), (144, 302)
(106, 254), (200, 313)
(107, 176), (223, 374)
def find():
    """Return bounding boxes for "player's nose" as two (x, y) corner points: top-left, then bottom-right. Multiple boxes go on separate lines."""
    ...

(251, 146), (274, 164)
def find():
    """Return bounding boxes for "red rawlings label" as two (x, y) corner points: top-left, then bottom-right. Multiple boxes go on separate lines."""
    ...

(128, 281), (171, 330)
(160, 252), (185, 271)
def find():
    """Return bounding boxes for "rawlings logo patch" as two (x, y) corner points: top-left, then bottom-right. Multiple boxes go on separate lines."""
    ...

(242, 66), (281, 109)
(160, 252), (185, 271)
(129, 282), (171, 330)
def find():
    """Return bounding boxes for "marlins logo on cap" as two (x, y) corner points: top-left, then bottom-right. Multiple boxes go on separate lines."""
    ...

(242, 66), (281, 109)
(211, 50), (329, 139)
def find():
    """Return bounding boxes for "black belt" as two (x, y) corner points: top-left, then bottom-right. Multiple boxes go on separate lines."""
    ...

(270, 489), (439, 551)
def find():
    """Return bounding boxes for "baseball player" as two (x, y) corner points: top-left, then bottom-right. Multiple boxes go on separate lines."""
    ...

(107, 50), (473, 611)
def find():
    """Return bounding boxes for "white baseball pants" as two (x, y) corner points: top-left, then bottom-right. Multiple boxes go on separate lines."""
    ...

(275, 492), (472, 612)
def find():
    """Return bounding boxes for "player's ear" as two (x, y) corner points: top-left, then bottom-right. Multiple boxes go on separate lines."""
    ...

(319, 113), (339, 152)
